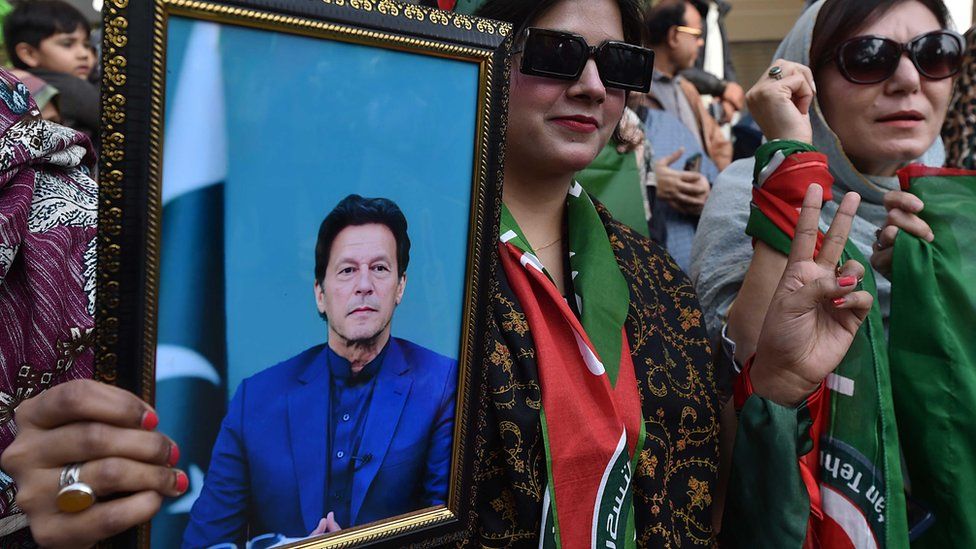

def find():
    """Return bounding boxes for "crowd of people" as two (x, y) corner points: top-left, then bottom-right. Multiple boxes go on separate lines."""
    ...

(0, 0), (974, 547)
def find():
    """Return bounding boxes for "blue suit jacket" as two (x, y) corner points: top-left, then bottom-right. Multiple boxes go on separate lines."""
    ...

(183, 338), (457, 548)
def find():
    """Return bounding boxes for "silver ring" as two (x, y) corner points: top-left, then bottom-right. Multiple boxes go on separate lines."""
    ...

(768, 66), (784, 80)
(56, 463), (95, 513)
(874, 227), (893, 251)
(59, 463), (82, 488)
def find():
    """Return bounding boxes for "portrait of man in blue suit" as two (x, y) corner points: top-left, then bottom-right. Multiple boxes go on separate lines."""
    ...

(184, 195), (458, 548)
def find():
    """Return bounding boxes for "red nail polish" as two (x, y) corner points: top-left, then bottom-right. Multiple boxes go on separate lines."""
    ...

(141, 410), (159, 431)
(175, 471), (189, 494)
(837, 276), (857, 287)
(168, 444), (181, 467)
(832, 297), (846, 307)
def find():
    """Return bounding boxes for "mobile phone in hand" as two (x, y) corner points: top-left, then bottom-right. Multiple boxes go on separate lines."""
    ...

(683, 152), (703, 172)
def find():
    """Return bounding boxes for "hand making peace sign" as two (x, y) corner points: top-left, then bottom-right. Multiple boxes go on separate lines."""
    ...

(750, 185), (873, 407)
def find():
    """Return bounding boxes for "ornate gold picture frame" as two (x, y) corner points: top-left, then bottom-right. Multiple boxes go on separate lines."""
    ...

(97, 0), (509, 546)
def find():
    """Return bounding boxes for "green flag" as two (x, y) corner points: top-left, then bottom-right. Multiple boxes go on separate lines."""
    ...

(576, 144), (649, 237)
(889, 166), (976, 547)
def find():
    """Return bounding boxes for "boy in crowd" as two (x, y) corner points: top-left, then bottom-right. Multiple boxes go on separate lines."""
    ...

(3, 0), (98, 138)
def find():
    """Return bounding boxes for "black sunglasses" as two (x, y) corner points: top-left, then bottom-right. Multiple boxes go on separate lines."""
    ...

(835, 30), (964, 85)
(513, 28), (654, 93)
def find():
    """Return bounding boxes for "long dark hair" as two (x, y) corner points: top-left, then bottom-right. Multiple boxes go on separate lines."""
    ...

(809, 0), (952, 73)
(475, 0), (646, 47)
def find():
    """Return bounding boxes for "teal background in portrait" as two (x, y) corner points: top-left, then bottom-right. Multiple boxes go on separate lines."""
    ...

(167, 17), (476, 394)
(218, 21), (476, 393)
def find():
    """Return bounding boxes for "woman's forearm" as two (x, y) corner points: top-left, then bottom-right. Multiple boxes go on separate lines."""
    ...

(726, 241), (788, 361)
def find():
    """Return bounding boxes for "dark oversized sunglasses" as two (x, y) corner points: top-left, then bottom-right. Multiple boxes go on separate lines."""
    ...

(834, 30), (964, 85)
(514, 28), (654, 93)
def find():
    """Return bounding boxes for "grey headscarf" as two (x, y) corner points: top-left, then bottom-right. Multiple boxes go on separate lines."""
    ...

(690, 0), (947, 337)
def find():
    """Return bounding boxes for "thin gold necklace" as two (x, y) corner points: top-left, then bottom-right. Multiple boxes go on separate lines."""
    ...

(533, 235), (562, 252)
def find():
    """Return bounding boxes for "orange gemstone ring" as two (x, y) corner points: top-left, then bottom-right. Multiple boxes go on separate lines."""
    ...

(56, 463), (95, 513)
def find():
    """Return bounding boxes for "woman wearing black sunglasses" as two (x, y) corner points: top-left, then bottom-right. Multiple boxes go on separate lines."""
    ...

(694, 0), (968, 546)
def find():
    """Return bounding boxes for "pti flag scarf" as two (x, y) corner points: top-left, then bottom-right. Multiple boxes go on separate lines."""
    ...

(726, 141), (909, 549)
(889, 165), (976, 548)
(497, 182), (645, 549)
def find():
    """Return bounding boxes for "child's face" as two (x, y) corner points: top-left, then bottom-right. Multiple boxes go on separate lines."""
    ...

(28, 26), (93, 79)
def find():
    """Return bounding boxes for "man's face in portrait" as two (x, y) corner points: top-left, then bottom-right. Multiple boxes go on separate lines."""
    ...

(315, 223), (406, 351)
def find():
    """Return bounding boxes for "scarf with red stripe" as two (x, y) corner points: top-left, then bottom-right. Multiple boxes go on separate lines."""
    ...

(498, 182), (645, 549)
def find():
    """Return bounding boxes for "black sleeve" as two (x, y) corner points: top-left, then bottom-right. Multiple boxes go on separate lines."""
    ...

(678, 67), (726, 97)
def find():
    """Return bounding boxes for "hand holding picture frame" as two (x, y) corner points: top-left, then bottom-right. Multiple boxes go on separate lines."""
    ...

(96, 0), (509, 546)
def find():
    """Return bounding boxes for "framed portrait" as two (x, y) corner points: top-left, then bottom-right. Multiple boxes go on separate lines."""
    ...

(96, 0), (509, 546)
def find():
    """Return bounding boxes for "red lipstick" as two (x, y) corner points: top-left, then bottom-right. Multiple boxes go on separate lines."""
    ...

(552, 115), (599, 133)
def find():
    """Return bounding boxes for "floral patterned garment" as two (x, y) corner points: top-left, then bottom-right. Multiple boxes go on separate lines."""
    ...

(0, 68), (98, 538)
(466, 202), (720, 548)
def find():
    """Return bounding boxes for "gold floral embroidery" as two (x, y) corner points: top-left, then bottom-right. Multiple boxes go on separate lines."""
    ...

(502, 313), (528, 336)
(687, 477), (712, 510)
(612, 209), (719, 548)
(489, 341), (511, 370)
(638, 449), (658, 479)
(679, 306), (703, 331)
